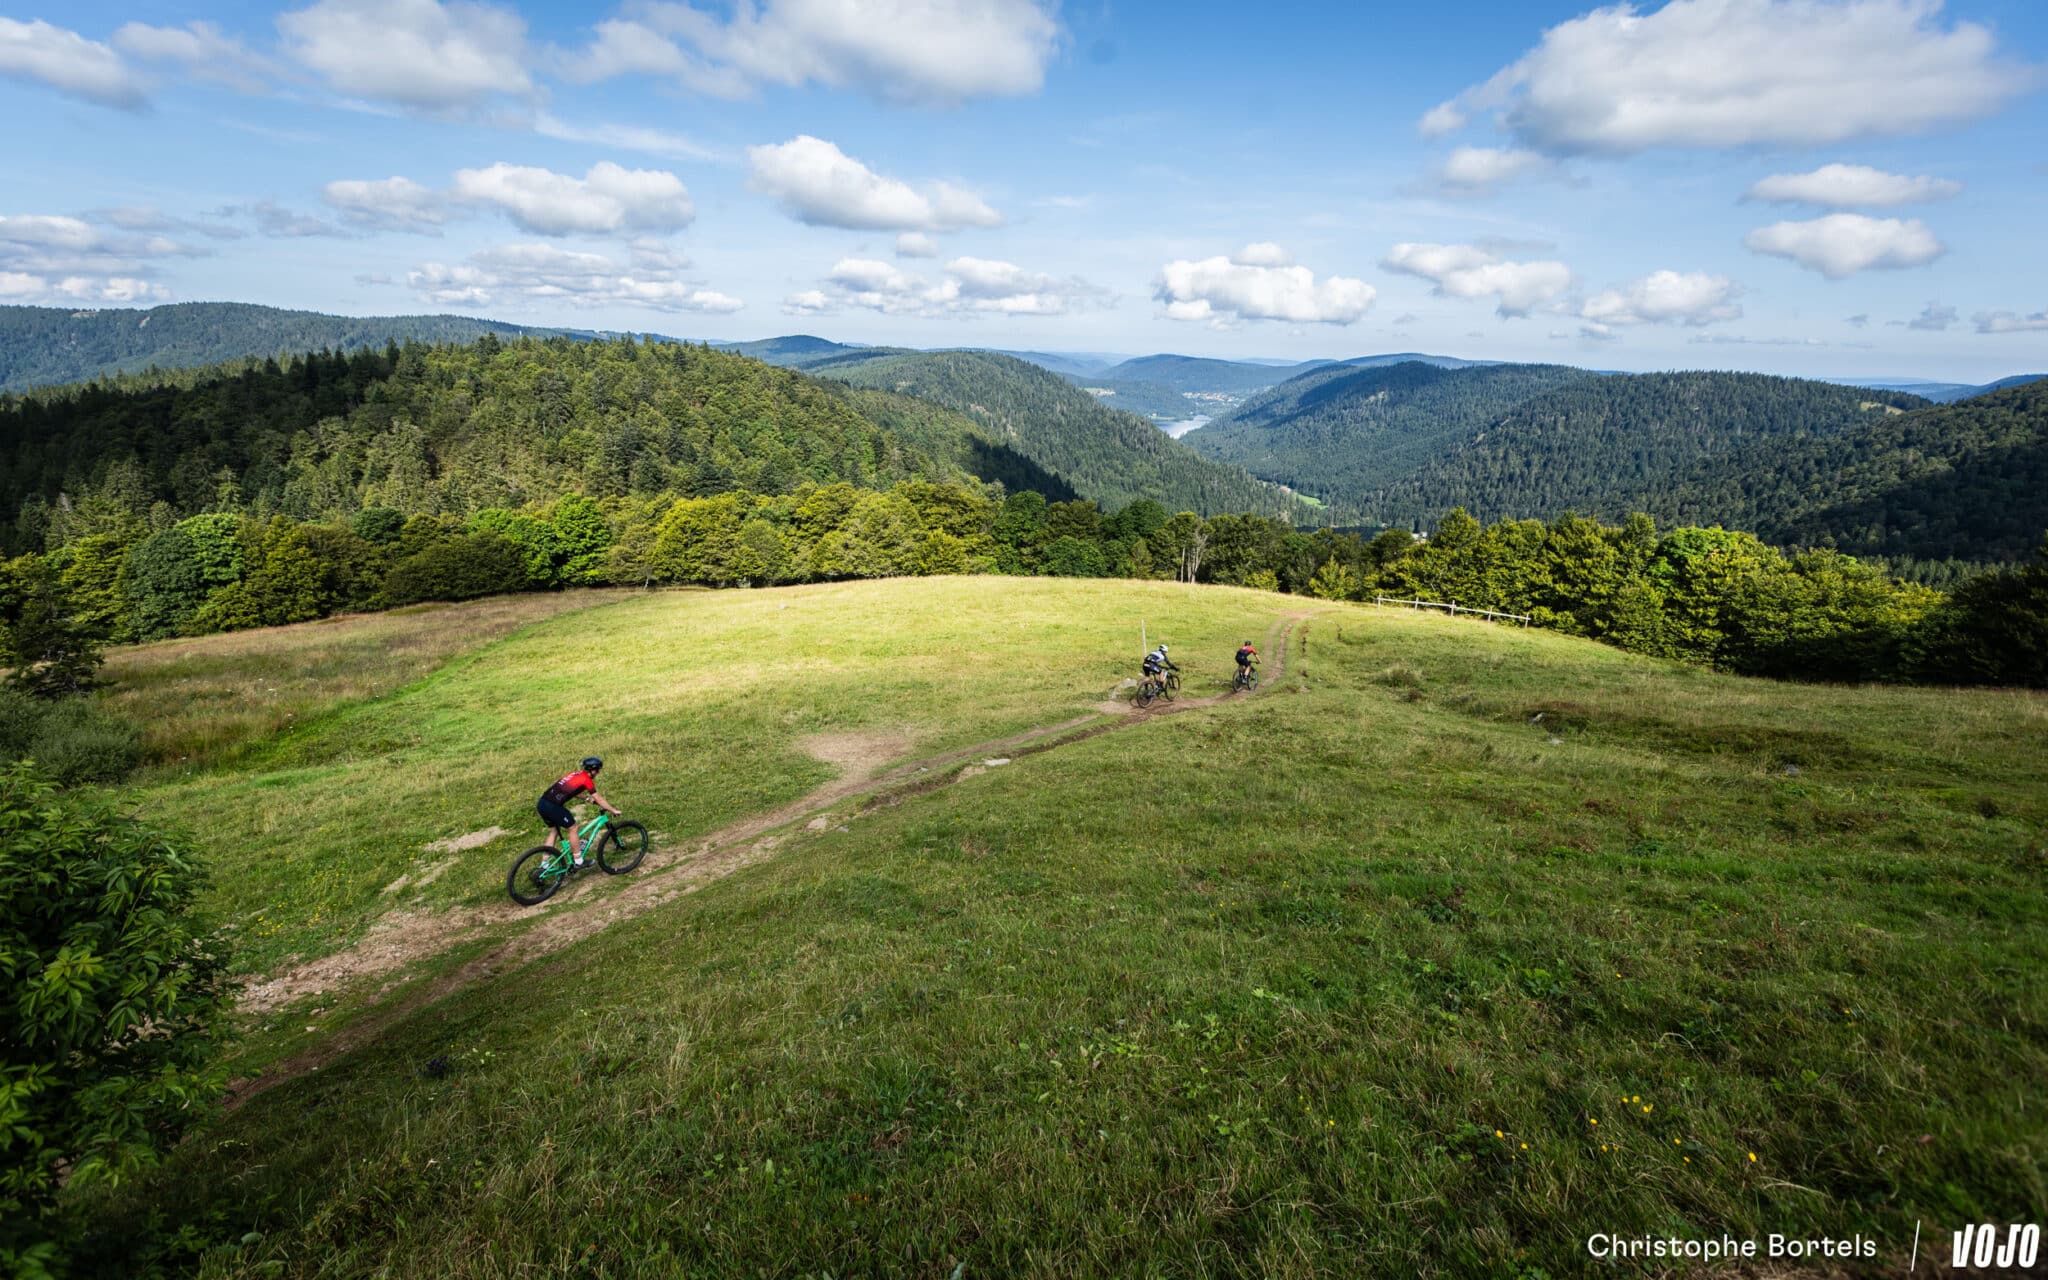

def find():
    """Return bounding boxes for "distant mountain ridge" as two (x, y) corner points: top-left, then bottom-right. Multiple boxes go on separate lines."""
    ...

(0, 301), (597, 393)
(812, 349), (1310, 517)
(1827, 373), (2047, 404)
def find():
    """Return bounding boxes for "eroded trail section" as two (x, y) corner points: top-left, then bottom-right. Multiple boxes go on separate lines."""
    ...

(226, 613), (1312, 1109)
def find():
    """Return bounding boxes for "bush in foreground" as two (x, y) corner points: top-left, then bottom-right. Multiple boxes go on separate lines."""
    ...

(0, 766), (233, 1276)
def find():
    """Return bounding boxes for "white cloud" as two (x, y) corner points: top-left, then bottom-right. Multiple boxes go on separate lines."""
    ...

(1155, 244), (1373, 327)
(1379, 242), (1572, 318)
(746, 136), (1001, 232)
(323, 177), (447, 230)
(1579, 270), (1742, 327)
(409, 241), (741, 312)
(0, 212), (196, 303)
(1744, 213), (1944, 279)
(1906, 302), (1957, 331)
(530, 112), (723, 161)
(895, 232), (938, 258)
(1421, 0), (2034, 154)
(241, 200), (353, 238)
(451, 162), (695, 235)
(804, 254), (1100, 317)
(567, 0), (1061, 103)
(1231, 241), (1292, 268)
(1431, 146), (1548, 196)
(278, 0), (532, 110)
(0, 18), (145, 108)
(1417, 101), (1466, 138)
(1974, 309), (2048, 334)
(112, 21), (275, 92)
(1745, 163), (1962, 208)
(782, 288), (835, 316)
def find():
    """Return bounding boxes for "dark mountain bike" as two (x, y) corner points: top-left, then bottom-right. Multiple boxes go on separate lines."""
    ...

(1233, 664), (1259, 693)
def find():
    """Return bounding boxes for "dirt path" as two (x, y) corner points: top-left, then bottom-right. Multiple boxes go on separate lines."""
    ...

(224, 611), (1314, 1110)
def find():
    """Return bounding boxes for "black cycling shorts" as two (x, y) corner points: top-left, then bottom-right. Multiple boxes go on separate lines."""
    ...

(537, 796), (576, 830)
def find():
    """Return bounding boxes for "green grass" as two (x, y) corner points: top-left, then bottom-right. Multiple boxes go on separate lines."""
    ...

(102, 591), (631, 771)
(85, 582), (2048, 1277)
(133, 576), (1282, 977)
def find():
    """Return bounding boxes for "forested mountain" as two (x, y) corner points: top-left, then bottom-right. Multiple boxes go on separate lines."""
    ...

(1184, 361), (1596, 503)
(709, 335), (881, 369)
(1348, 371), (1928, 526)
(1835, 373), (2046, 403)
(1096, 354), (1323, 393)
(0, 302), (591, 393)
(0, 336), (1033, 549)
(816, 350), (1308, 516)
(1656, 380), (2048, 564)
(1060, 378), (1196, 422)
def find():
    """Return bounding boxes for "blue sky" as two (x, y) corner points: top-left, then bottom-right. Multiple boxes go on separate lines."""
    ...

(4, 0), (2045, 379)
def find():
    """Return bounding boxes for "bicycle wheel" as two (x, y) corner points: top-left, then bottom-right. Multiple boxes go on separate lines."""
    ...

(1166, 671), (1181, 693)
(597, 820), (649, 874)
(508, 846), (565, 905)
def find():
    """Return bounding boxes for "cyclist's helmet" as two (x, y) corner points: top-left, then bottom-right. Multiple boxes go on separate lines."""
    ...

(1159, 644), (1168, 653)
(582, 756), (604, 773)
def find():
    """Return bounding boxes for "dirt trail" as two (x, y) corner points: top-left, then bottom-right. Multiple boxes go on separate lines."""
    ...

(224, 611), (1314, 1110)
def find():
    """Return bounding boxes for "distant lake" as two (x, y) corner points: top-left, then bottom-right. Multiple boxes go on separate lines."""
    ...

(1158, 415), (1210, 439)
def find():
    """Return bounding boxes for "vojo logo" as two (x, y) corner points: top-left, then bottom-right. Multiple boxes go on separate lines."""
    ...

(1950, 1223), (2040, 1271)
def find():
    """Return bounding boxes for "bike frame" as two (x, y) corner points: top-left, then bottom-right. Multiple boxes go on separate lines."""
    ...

(541, 812), (613, 872)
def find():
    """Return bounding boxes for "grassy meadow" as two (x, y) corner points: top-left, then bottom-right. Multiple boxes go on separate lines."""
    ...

(81, 580), (2048, 1277)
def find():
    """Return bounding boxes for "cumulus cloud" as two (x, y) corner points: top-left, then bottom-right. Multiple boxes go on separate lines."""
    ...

(1155, 244), (1373, 327)
(1906, 302), (1957, 331)
(747, 136), (1001, 232)
(0, 212), (198, 303)
(0, 17), (145, 108)
(1974, 308), (2048, 334)
(1744, 213), (1944, 279)
(234, 200), (353, 238)
(279, 0), (532, 110)
(95, 205), (247, 240)
(1429, 146), (1549, 196)
(409, 241), (741, 312)
(1420, 0), (2033, 154)
(1579, 270), (1741, 327)
(1745, 163), (1962, 208)
(782, 288), (835, 316)
(564, 0), (1061, 103)
(895, 232), (938, 258)
(112, 20), (276, 92)
(1379, 242), (1572, 317)
(451, 162), (695, 235)
(800, 254), (1101, 317)
(322, 176), (447, 230)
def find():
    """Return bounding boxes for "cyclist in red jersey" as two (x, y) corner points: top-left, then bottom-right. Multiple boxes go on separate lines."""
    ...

(537, 756), (620, 868)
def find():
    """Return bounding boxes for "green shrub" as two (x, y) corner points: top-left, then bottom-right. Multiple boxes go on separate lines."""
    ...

(381, 532), (529, 606)
(0, 765), (233, 1275)
(0, 691), (142, 786)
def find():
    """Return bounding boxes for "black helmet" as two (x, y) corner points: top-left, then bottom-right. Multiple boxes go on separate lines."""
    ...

(582, 756), (603, 772)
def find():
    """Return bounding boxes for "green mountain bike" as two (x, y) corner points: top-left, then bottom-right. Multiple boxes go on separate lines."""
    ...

(507, 812), (649, 906)
(1233, 664), (1259, 693)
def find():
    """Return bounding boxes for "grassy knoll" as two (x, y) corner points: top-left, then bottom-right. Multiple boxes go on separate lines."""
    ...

(130, 577), (1281, 979)
(102, 592), (631, 770)
(91, 584), (2047, 1277)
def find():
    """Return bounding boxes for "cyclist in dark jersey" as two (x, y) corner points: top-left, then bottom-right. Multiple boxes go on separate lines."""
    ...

(538, 756), (620, 868)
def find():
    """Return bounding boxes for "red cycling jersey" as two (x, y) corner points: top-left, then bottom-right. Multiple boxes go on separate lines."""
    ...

(543, 771), (595, 805)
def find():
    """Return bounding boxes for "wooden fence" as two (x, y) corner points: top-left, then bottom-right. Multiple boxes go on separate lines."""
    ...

(1373, 596), (1532, 625)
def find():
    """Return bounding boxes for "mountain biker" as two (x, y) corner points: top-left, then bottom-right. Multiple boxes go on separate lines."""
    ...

(1235, 640), (1259, 684)
(1141, 643), (1177, 696)
(538, 756), (620, 868)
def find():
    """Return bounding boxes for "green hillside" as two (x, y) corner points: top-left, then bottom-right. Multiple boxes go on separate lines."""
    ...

(1098, 353), (1321, 392)
(1661, 379), (2048, 564)
(1184, 360), (1596, 506)
(819, 350), (1307, 516)
(1355, 371), (1928, 526)
(67, 578), (2048, 1276)
(0, 337), (1008, 539)
(0, 301), (593, 393)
